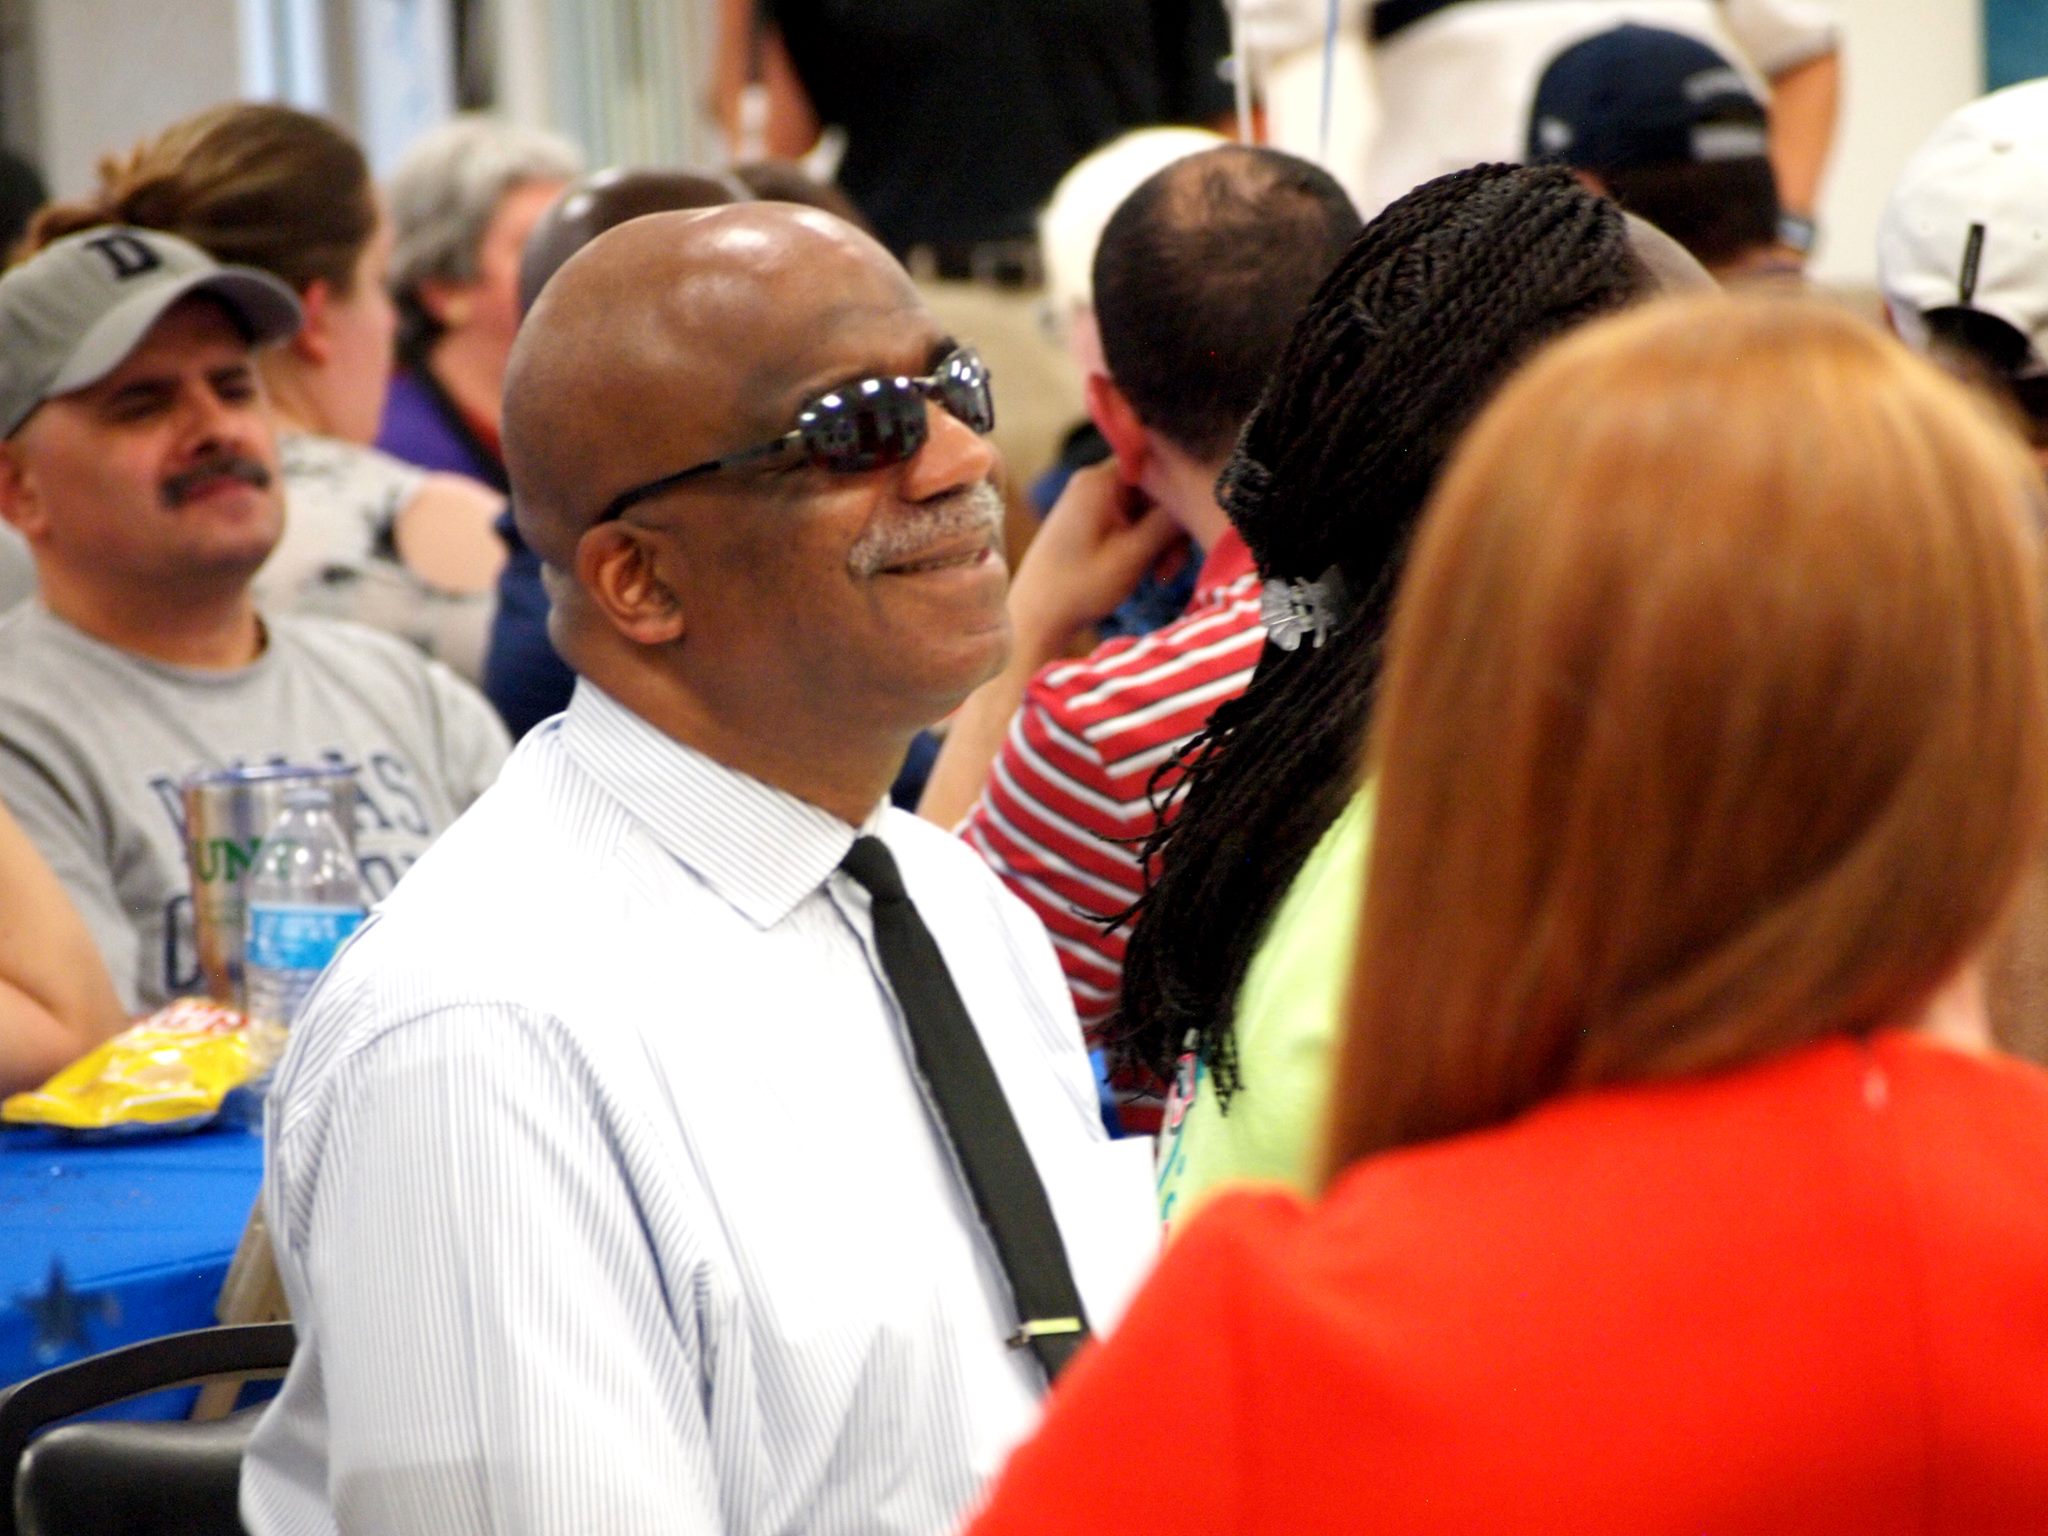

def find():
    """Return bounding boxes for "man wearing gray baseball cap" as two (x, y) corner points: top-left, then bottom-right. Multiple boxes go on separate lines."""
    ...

(0, 225), (302, 434)
(0, 225), (301, 608)
(0, 226), (510, 1013)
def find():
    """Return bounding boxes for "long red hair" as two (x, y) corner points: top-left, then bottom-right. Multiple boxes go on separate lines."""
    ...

(1323, 295), (2048, 1178)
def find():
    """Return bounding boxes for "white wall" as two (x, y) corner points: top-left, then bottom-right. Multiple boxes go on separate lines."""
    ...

(327, 0), (456, 175)
(11, 0), (450, 198)
(27, 0), (249, 198)
(1811, 0), (1982, 286)
(492, 0), (712, 168)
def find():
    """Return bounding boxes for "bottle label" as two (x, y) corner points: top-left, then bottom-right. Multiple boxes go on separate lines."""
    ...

(246, 903), (365, 972)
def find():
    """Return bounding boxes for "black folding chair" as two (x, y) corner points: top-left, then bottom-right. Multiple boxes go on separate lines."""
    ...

(0, 1322), (294, 1536)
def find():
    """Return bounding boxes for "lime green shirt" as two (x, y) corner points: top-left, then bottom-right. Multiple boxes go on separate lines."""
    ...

(1155, 784), (1374, 1230)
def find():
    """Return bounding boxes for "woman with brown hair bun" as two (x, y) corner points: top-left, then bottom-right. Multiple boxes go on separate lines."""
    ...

(28, 104), (505, 679)
(966, 296), (2048, 1533)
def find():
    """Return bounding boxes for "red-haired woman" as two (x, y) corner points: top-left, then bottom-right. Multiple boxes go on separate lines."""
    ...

(967, 296), (2048, 1533)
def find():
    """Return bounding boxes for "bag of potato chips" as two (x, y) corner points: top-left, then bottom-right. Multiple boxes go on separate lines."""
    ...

(2, 999), (254, 1137)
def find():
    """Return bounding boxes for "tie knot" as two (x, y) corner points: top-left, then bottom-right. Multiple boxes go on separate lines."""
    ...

(839, 834), (908, 903)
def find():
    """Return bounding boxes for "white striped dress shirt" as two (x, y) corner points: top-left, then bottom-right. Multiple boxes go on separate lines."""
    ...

(241, 682), (1157, 1536)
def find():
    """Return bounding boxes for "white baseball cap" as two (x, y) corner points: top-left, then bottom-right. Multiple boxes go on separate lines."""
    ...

(1878, 79), (2048, 365)
(1038, 127), (1226, 324)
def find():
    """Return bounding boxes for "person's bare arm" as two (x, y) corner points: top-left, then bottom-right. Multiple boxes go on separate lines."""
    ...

(1766, 48), (1840, 229)
(713, 0), (822, 158)
(0, 799), (126, 1094)
(919, 463), (1181, 828)
(392, 474), (508, 595)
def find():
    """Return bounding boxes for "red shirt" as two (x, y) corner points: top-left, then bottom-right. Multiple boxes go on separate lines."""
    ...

(960, 531), (1262, 1041)
(967, 1034), (2048, 1535)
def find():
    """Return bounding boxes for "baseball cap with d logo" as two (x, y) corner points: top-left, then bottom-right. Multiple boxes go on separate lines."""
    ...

(0, 226), (302, 438)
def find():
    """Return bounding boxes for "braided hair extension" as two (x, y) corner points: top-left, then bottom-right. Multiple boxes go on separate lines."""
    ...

(1113, 164), (1654, 1103)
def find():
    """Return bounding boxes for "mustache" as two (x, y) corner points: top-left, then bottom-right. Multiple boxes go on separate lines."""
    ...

(846, 482), (1005, 577)
(161, 454), (273, 508)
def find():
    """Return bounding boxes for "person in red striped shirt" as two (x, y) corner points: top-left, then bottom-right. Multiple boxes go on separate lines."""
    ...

(919, 146), (1359, 1127)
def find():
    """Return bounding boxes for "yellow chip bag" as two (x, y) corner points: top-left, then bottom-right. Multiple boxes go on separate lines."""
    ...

(3, 998), (255, 1136)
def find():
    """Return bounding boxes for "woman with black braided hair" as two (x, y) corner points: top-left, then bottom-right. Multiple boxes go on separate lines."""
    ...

(1130, 163), (1707, 1226)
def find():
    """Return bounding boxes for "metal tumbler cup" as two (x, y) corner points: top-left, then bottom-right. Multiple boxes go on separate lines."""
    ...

(182, 763), (359, 1011)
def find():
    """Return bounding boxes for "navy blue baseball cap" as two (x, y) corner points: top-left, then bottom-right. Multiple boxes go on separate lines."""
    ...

(1527, 25), (1769, 173)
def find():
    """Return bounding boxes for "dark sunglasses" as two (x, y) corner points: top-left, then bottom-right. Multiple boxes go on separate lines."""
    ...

(595, 346), (995, 523)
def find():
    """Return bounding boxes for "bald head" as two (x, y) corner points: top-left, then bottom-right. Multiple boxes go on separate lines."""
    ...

(516, 166), (754, 315)
(1623, 212), (1717, 296)
(505, 203), (921, 568)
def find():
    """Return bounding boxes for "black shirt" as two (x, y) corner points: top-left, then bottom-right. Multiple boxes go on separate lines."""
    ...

(770, 0), (1236, 255)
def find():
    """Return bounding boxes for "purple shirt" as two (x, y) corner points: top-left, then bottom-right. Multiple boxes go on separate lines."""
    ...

(374, 363), (506, 492)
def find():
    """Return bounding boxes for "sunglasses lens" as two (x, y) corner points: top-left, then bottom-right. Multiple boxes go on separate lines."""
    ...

(793, 350), (992, 473)
(939, 351), (996, 435)
(800, 381), (928, 471)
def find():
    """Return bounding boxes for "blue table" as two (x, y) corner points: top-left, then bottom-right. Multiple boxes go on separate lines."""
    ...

(0, 1123), (264, 1410)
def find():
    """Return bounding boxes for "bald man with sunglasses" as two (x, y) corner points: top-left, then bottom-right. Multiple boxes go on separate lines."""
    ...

(241, 205), (1157, 1536)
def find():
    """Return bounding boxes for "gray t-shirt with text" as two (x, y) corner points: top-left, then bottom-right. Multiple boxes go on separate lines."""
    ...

(0, 604), (511, 1012)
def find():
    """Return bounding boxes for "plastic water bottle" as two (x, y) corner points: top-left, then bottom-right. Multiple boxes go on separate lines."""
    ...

(243, 785), (366, 1082)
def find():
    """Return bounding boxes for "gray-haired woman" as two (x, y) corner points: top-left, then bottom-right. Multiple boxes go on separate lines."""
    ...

(376, 114), (582, 491)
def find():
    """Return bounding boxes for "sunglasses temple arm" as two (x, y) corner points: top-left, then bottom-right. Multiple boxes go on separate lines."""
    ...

(595, 431), (805, 522)
(700, 432), (805, 476)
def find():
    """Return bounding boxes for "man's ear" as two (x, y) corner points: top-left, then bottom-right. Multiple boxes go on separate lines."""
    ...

(573, 523), (688, 647)
(1086, 372), (1149, 487)
(292, 278), (334, 366)
(0, 439), (48, 540)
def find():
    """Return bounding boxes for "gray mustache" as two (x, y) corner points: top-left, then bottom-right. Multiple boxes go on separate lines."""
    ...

(161, 454), (273, 508)
(847, 483), (1005, 577)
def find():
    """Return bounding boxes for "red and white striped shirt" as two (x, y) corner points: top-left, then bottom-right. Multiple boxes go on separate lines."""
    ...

(960, 531), (1264, 1043)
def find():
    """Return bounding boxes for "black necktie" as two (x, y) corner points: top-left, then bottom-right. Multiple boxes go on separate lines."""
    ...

(839, 834), (1090, 1384)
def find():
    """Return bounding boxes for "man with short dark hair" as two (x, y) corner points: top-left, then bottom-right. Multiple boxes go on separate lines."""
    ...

(241, 204), (1155, 1536)
(0, 227), (509, 1013)
(920, 146), (1359, 1122)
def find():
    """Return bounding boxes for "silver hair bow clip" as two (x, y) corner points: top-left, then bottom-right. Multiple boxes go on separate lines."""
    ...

(1259, 565), (1349, 652)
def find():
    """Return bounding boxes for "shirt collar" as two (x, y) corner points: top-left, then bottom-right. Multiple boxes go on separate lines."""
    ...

(559, 681), (881, 929)
(1192, 527), (1255, 601)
